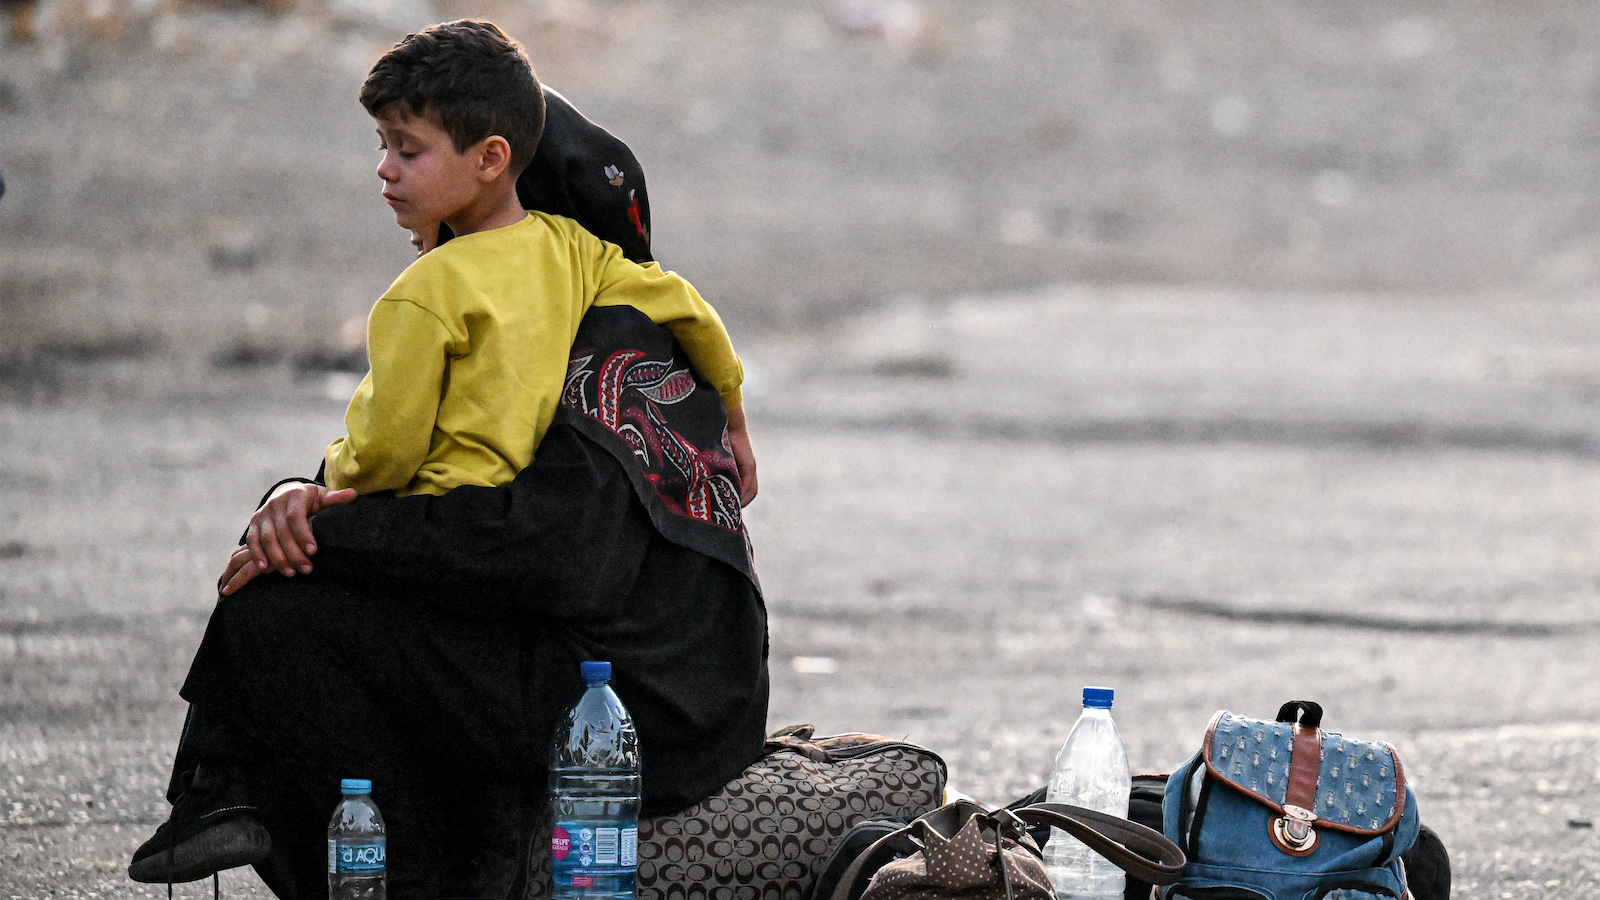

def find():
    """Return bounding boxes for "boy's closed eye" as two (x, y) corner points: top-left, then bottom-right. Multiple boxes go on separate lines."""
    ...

(377, 141), (417, 161)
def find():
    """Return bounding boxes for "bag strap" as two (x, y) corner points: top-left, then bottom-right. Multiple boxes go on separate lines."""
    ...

(825, 821), (918, 900)
(826, 801), (1187, 900)
(1013, 802), (1187, 886)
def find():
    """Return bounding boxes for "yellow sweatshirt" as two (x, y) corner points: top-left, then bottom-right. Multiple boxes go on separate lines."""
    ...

(324, 213), (743, 497)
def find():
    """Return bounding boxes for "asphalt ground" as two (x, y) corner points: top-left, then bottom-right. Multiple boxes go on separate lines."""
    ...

(7, 2), (1600, 897)
(4, 285), (1600, 897)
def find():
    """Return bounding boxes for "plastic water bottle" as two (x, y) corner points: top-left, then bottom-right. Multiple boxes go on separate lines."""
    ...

(328, 778), (386, 900)
(550, 661), (641, 900)
(1043, 686), (1131, 900)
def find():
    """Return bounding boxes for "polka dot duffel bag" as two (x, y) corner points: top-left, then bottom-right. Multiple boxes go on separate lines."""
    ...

(526, 724), (949, 900)
(820, 798), (1185, 900)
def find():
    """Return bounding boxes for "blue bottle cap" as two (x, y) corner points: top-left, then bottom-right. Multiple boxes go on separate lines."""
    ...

(580, 660), (611, 684)
(1082, 686), (1114, 709)
(340, 778), (372, 795)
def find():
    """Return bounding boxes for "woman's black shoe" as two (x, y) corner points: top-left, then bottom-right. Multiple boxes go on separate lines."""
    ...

(127, 795), (271, 884)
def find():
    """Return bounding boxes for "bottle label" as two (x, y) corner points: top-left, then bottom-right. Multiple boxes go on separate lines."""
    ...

(328, 839), (386, 874)
(551, 820), (637, 882)
(620, 826), (637, 867)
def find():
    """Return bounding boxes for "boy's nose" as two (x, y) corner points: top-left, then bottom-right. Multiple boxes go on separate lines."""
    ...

(376, 151), (399, 183)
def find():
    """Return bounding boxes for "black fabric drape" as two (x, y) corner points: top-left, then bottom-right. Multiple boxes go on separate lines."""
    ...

(306, 418), (772, 817)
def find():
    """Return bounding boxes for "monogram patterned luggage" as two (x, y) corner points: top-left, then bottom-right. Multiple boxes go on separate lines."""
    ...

(527, 725), (948, 899)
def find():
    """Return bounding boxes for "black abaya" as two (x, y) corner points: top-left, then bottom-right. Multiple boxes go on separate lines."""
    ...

(174, 418), (769, 899)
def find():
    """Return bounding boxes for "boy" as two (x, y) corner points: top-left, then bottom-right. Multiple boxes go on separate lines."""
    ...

(343, 18), (748, 498)
(233, 19), (754, 580)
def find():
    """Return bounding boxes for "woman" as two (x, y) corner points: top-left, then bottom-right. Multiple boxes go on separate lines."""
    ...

(128, 87), (770, 900)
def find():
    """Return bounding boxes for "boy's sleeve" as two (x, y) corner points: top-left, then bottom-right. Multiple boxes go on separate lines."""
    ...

(324, 299), (454, 494)
(589, 240), (744, 410)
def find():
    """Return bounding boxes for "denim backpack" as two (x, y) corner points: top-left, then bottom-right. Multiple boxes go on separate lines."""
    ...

(1161, 701), (1420, 900)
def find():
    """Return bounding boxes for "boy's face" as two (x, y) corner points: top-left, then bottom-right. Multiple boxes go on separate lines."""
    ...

(373, 107), (484, 232)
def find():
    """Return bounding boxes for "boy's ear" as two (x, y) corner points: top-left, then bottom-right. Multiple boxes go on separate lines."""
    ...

(475, 135), (513, 182)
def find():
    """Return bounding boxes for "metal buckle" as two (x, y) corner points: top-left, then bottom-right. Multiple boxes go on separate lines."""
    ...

(1270, 804), (1319, 856)
(992, 808), (1027, 834)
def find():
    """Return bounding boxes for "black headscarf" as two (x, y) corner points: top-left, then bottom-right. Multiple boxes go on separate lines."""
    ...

(437, 86), (654, 262)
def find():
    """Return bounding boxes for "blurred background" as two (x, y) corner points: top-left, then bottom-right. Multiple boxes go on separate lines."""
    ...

(6, 0), (1600, 373)
(4, 2), (1600, 897)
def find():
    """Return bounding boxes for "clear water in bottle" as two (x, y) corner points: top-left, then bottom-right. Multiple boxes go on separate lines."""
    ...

(550, 660), (640, 900)
(328, 778), (386, 900)
(1043, 686), (1131, 900)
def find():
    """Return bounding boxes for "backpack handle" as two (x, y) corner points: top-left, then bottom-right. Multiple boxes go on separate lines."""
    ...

(1275, 700), (1323, 729)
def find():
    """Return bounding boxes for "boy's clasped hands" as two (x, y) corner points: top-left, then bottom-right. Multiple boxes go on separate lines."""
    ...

(219, 483), (356, 596)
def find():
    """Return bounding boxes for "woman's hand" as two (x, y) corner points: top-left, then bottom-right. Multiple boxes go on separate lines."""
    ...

(410, 223), (440, 257)
(726, 405), (758, 507)
(219, 546), (266, 597)
(221, 482), (357, 594)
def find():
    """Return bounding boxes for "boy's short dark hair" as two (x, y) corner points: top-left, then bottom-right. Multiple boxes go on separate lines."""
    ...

(361, 20), (545, 176)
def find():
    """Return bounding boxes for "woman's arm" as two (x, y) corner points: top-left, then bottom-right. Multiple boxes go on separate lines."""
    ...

(305, 422), (652, 620)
